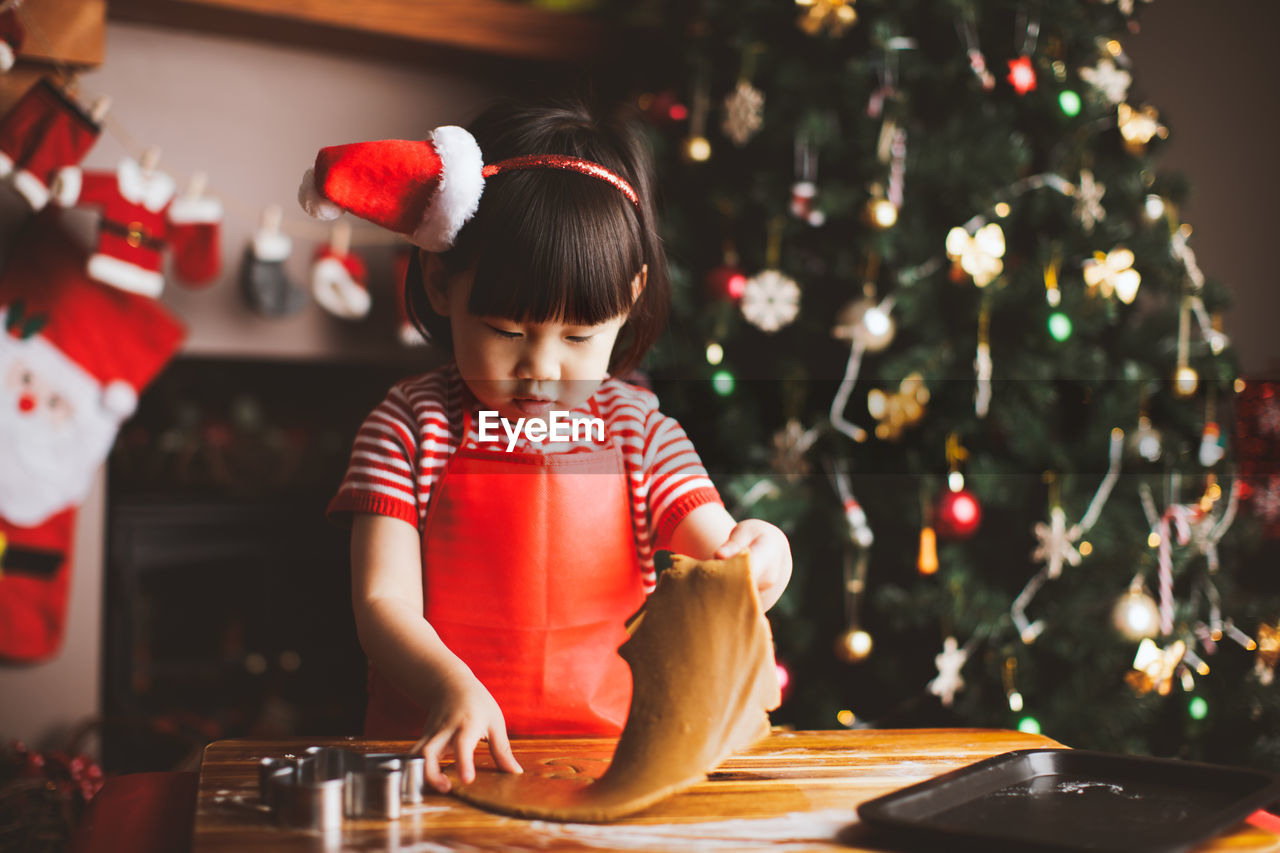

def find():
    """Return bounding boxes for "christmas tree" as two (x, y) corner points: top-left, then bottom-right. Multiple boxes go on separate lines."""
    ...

(606, 0), (1280, 768)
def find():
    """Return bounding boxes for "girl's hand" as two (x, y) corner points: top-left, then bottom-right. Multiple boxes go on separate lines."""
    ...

(714, 518), (793, 611)
(411, 666), (523, 793)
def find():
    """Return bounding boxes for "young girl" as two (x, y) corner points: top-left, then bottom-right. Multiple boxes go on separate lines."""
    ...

(309, 97), (792, 794)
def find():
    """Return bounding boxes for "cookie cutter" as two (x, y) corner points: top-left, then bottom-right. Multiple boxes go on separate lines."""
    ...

(258, 747), (428, 829)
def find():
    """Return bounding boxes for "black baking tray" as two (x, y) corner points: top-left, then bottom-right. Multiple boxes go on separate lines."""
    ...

(856, 748), (1280, 853)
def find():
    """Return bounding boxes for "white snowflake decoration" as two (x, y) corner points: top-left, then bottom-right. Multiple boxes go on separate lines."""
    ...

(1074, 170), (1106, 232)
(1032, 506), (1082, 580)
(928, 637), (967, 707)
(1079, 57), (1132, 105)
(1257, 398), (1280, 437)
(740, 270), (801, 332)
(722, 80), (765, 146)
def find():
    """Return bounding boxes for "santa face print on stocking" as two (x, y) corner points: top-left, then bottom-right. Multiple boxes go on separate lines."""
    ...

(0, 326), (121, 526)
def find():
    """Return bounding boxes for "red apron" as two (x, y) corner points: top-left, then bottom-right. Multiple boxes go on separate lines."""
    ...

(364, 405), (645, 737)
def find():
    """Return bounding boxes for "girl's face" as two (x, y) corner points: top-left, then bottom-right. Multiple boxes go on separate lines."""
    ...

(427, 262), (641, 421)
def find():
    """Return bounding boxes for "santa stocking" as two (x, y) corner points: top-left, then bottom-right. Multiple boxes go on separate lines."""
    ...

(240, 225), (306, 317)
(0, 214), (184, 662)
(0, 78), (100, 209)
(311, 245), (370, 320)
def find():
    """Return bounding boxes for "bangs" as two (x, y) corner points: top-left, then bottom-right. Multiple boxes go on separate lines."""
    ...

(457, 169), (645, 327)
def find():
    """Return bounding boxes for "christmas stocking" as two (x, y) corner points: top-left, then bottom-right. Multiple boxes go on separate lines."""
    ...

(0, 2), (25, 73)
(240, 226), (306, 317)
(0, 77), (101, 209)
(0, 214), (184, 662)
(311, 245), (370, 319)
(54, 156), (223, 297)
(394, 246), (426, 346)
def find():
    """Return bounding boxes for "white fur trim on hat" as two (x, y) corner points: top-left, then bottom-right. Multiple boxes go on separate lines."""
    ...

(103, 380), (138, 418)
(167, 194), (223, 224)
(12, 169), (50, 210)
(252, 229), (292, 263)
(51, 166), (81, 207)
(87, 254), (165, 297)
(411, 125), (484, 253)
(0, 149), (12, 177)
(298, 167), (343, 221)
(310, 257), (370, 319)
(117, 157), (176, 213)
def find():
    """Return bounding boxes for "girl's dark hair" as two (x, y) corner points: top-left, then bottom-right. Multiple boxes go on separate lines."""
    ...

(405, 96), (669, 377)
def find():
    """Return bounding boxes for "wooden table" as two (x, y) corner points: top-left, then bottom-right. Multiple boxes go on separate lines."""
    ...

(193, 729), (1279, 852)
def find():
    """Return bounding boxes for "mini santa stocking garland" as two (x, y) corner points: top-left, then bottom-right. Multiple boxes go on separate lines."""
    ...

(310, 220), (371, 320)
(55, 146), (224, 297)
(241, 205), (306, 317)
(0, 77), (106, 210)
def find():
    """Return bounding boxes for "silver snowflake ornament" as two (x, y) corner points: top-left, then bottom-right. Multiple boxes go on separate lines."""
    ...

(1032, 506), (1082, 580)
(1074, 170), (1106, 232)
(741, 269), (801, 332)
(722, 80), (765, 146)
(1080, 57), (1132, 105)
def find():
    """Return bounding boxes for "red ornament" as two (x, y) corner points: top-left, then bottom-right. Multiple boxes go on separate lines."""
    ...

(1007, 55), (1037, 95)
(639, 91), (687, 126)
(935, 488), (983, 539)
(705, 265), (748, 301)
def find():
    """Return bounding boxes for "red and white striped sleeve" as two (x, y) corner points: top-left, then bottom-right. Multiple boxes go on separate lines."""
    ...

(643, 408), (723, 547)
(327, 373), (452, 527)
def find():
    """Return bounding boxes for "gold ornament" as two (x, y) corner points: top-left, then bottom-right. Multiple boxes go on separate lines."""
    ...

(832, 298), (895, 352)
(1117, 102), (1168, 153)
(1083, 247), (1141, 304)
(835, 627), (873, 663)
(917, 524), (938, 575)
(1256, 622), (1279, 685)
(1125, 637), (1185, 696)
(1173, 365), (1199, 398)
(868, 372), (929, 440)
(796, 0), (857, 36)
(865, 196), (898, 230)
(683, 136), (712, 162)
(945, 223), (1005, 287)
(1111, 577), (1160, 642)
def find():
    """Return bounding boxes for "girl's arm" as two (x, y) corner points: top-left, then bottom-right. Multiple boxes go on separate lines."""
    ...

(350, 513), (522, 791)
(667, 503), (792, 611)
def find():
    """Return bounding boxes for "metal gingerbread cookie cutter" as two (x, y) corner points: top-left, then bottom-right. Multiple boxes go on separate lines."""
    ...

(258, 746), (428, 830)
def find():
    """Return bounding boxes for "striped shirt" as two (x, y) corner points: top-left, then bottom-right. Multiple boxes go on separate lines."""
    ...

(327, 363), (722, 589)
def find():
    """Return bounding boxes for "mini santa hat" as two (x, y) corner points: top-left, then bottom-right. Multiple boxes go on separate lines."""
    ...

(298, 126), (639, 252)
(0, 217), (185, 421)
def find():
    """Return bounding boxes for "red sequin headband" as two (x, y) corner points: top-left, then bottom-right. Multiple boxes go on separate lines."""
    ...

(482, 155), (640, 209)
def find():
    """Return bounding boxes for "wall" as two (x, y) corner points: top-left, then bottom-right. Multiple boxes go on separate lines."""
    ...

(0, 20), (496, 750)
(1126, 0), (1280, 377)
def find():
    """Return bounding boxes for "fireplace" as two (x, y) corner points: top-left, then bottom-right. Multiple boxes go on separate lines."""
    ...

(102, 356), (427, 772)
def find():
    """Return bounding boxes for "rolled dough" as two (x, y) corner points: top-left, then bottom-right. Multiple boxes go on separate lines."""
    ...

(450, 551), (781, 822)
